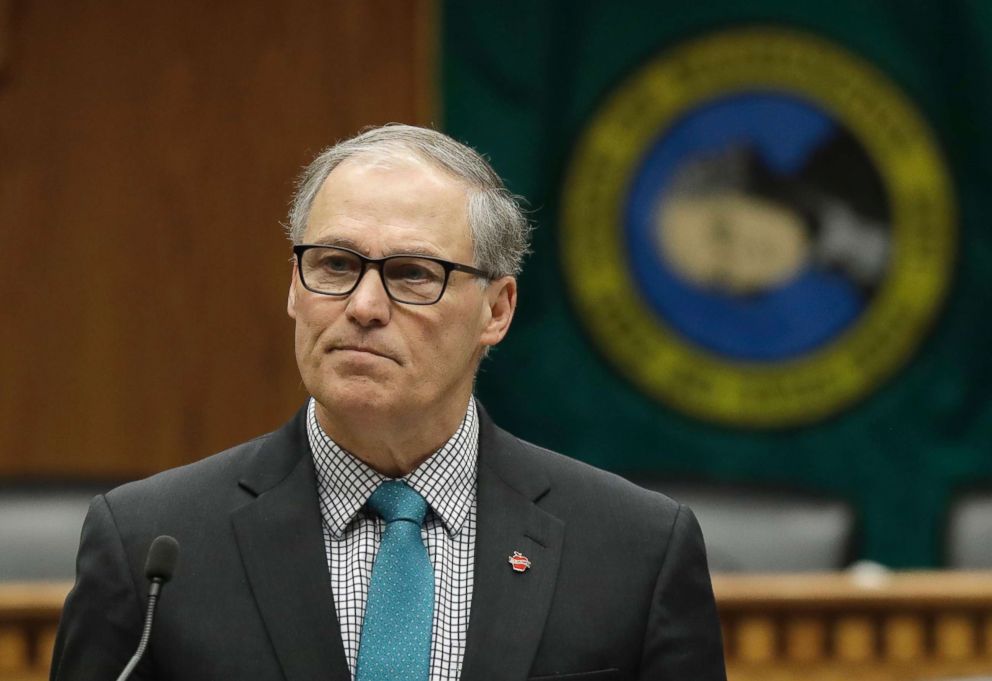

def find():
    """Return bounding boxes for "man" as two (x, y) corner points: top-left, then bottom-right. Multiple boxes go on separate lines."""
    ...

(52, 125), (726, 681)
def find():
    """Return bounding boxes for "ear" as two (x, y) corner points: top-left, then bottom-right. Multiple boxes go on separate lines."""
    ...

(480, 276), (517, 347)
(287, 260), (299, 320)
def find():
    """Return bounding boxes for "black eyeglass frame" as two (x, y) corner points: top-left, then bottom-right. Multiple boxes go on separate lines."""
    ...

(292, 244), (493, 306)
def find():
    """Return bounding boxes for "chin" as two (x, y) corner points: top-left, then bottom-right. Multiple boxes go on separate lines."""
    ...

(313, 377), (403, 417)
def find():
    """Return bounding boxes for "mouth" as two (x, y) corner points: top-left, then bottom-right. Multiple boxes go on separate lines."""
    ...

(330, 345), (400, 364)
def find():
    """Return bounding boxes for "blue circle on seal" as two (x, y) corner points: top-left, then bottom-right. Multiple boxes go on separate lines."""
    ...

(625, 93), (885, 361)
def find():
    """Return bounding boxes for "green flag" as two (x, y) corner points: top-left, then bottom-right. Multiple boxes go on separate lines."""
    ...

(443, 0), (992, 567)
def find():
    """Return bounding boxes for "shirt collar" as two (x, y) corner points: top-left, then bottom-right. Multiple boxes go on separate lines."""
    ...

(307, 397), (478, 540)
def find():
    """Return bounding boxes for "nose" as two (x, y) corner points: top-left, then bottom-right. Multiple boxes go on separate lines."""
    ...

(345, 267), (392, 327)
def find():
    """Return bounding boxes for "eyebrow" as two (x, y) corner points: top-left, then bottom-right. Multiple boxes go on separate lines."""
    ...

(308, 236), (445, 259)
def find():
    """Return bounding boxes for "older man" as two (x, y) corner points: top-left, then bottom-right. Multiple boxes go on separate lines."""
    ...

(52, 125), (725, 681)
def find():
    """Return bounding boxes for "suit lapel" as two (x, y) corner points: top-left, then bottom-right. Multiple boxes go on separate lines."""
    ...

(460, 411), (565, 681)
(231, 409), (351, 681)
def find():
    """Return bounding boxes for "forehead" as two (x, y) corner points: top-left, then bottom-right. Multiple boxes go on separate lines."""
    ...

(303, 154), (473, 258)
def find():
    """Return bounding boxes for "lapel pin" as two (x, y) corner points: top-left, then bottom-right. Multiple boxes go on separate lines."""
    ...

(508, 551), (531, 573)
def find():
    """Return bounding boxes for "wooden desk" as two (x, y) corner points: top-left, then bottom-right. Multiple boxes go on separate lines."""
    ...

(5, 573), (992, 680)
(714, 571), (992, 681)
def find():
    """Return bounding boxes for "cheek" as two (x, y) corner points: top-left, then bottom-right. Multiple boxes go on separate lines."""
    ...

(294, 319), (313, 355)
(394, 317), (448, 372)
(420, 311), (483, 367)
(293, 304), (331, 356)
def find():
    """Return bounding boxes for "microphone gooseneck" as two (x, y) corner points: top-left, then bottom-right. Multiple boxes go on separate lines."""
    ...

(115, 535), (180, 681)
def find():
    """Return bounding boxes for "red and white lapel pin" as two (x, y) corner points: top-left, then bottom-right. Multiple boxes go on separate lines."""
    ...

(508, 551), (531, 573)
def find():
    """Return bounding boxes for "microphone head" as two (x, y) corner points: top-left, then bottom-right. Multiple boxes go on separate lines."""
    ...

(144, 535), (180, 582)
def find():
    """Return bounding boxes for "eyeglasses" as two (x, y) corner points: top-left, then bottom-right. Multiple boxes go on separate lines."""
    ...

(293, 244), (492, 305)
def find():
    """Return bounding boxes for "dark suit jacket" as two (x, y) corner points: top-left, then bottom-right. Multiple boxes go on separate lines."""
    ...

(51, 405), (726, 681)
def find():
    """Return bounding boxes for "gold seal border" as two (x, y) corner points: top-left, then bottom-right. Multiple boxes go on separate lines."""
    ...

(560, 28), (956, 427)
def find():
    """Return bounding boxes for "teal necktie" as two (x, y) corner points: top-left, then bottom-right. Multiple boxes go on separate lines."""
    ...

(355, 481), (434, 681)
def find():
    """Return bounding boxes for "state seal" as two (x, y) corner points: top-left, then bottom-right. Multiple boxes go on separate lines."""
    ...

(560, 28), (955, 427)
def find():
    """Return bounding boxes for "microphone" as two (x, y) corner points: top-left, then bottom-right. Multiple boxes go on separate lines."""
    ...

(115, 535), (180, 681)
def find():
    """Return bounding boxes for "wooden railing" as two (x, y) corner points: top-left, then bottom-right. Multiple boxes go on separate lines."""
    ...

(0, 582), (67, 681)
(5, 573), (992, 680)
(715, 571), (992, 681)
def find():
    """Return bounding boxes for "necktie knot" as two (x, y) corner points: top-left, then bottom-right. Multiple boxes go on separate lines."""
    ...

(367, 480), (428, 525)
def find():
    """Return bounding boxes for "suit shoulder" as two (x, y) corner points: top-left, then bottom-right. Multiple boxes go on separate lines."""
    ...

(508, 433), (682, 519)
(491, 429), (696, 570)
(104, 431), (274, 510)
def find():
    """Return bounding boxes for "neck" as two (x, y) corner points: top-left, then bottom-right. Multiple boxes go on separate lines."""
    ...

(314, 393), (471, 477)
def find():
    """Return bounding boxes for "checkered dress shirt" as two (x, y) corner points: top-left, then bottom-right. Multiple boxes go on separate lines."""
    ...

(306, 397), (478, 681)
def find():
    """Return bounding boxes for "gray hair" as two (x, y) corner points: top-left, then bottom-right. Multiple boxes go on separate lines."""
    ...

(287, 124), (531, 278)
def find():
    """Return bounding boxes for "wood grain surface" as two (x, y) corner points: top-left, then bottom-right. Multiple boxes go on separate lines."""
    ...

(0, 0), (435, 479)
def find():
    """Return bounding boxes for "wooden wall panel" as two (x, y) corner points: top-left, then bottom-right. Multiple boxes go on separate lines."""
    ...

(0, 1), (435, 478)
